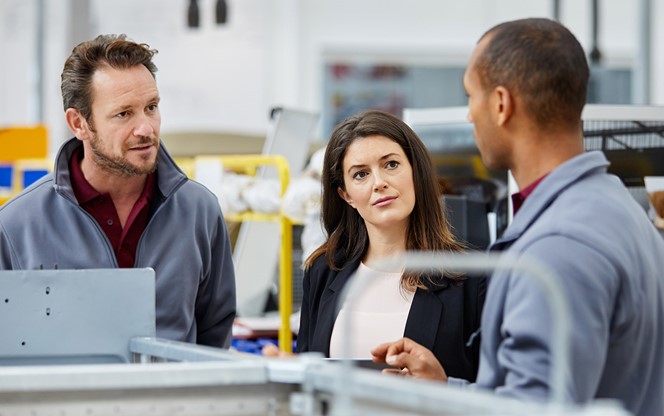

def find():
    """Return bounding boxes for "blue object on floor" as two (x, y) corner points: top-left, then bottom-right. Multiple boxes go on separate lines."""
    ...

(231, 338), (296, 355)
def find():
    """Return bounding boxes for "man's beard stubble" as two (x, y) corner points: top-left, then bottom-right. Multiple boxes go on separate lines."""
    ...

(89, 133), (158, 177)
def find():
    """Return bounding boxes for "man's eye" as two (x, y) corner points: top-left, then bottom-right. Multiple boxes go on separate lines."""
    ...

(117, 111), (129, 118)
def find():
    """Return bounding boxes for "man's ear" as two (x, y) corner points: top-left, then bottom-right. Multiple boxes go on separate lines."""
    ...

(493, 86), (513, 127)
(65, 108), (91, 141)
(337, 186), (355, 209)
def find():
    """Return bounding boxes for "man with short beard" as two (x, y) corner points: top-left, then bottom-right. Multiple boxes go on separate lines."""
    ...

(0, 34), (236, 349)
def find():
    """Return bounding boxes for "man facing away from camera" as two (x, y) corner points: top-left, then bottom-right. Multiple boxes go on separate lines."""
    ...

(372, 18), (664, 416)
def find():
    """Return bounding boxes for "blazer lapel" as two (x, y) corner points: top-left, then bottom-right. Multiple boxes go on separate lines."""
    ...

(404, 281), (447, 350)
(311, 256), (362, 354)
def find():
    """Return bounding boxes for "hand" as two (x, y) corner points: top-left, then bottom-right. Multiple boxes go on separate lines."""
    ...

(261, 343), (292, 357)
(370, 337), (448, 382)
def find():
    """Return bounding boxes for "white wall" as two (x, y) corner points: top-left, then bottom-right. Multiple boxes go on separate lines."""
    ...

(1, 0), (662, 155)
(89, 0), (273, 136)
(1, 0), (38, 126)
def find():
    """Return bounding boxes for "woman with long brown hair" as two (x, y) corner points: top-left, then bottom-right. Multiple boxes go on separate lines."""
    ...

(296, 110), (485, 381)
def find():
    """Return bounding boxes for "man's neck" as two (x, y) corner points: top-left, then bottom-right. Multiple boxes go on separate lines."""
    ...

(80, 159), (147, 199)
(79, 158), (148, 228)
(511, 129), (584, 190)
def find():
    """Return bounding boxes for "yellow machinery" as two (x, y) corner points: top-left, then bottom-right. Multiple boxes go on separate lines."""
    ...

(0, 125), (49, 204)
(194, 154), (295, 353)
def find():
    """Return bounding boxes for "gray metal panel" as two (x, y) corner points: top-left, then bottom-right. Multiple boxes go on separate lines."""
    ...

(0, 268), (155, 365)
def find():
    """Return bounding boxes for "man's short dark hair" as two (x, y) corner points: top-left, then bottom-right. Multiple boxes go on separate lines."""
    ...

(476, 18), (589, 129)
(61, 34), (158, 122)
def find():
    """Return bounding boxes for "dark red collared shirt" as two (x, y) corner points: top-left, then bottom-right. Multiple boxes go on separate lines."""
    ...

(511, 174), (548, 216)
(70, 146), (157, 268)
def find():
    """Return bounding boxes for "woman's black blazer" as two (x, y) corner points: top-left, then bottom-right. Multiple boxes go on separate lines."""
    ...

(296, 252), (486, 382)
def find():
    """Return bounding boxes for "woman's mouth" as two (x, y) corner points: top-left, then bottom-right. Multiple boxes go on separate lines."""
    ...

(373, 196), (396, 207)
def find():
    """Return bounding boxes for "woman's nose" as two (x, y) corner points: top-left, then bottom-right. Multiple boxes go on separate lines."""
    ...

(373, 171), (388, 190)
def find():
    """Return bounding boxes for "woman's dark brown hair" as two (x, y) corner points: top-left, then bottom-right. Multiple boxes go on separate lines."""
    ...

(305, 110), (463, 290)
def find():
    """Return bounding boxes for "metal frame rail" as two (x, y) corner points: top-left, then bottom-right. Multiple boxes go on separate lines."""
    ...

(0, 253), (631, 416)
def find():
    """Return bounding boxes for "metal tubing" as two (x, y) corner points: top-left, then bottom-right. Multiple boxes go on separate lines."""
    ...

(633, 0), (651, 104)
(335, 251), (571, 410)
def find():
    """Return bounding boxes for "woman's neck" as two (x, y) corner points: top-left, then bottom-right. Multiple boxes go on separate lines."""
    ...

(364, 225), (407, 272)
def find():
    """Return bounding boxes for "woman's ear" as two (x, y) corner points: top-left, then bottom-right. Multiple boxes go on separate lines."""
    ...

(65, 108), (92, 141)
(337, 186), (355, 208)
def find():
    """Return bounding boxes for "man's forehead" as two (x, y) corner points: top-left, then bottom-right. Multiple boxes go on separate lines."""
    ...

(91, 64), (152, 83)
(464, 35), (491, 79)
(470, 35), (490, 65)
(90, 66), (157, 103)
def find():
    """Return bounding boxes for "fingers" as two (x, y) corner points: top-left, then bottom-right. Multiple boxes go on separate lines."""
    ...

(382, 337), (419, 364)
(382, 367), (411, 377)
(371, 338), (405, 362)
(374, 337), (448, 382)
(261, 343), (280, 356)
(381, 368), (403, 375)
(385, 350), (416, 370)
(261, 343), (291, 357)
(370, 341), (389, 359)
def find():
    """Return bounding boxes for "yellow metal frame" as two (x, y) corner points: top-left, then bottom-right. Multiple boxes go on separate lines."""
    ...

(11, 158), (53, 195)
(0, 179), (11, 205)
(194, 155), (294, 353)
(0, 158), (53, 205)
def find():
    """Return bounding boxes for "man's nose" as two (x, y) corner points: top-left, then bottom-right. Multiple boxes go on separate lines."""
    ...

(134, 114), (155, 138)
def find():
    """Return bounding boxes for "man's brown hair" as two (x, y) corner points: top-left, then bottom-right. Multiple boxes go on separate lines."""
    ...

(61, 34), (158, 122)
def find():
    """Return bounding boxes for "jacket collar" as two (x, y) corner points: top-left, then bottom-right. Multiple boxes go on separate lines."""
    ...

(492, 151), (609, 251)
(405, 284), (446, 350)
(328, 251), (364, 294)
(53, 138), (187, 201)
(322, 249), (451, 353)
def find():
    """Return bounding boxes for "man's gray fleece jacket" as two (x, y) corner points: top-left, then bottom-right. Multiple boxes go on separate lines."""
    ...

(0, 138), (236, 348)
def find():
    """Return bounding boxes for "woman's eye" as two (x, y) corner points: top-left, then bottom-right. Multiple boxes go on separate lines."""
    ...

(386, 161), (399, 169)
(117, 111), (128, 118)
(353, 171), (368, 180)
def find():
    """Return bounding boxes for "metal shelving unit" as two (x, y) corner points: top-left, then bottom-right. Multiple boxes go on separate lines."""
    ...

(194, 154), (296, 353)
(404, 104), (664, 219)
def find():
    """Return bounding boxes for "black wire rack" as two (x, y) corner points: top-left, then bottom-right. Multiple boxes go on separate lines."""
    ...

(583, 118), (664, 208)
(583, 120), (664, 151)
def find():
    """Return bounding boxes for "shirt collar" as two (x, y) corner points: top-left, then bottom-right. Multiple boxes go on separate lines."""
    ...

(511, 173), (548, 216)
(70, 146), (102, 204)
(70, 146), (157, 205)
